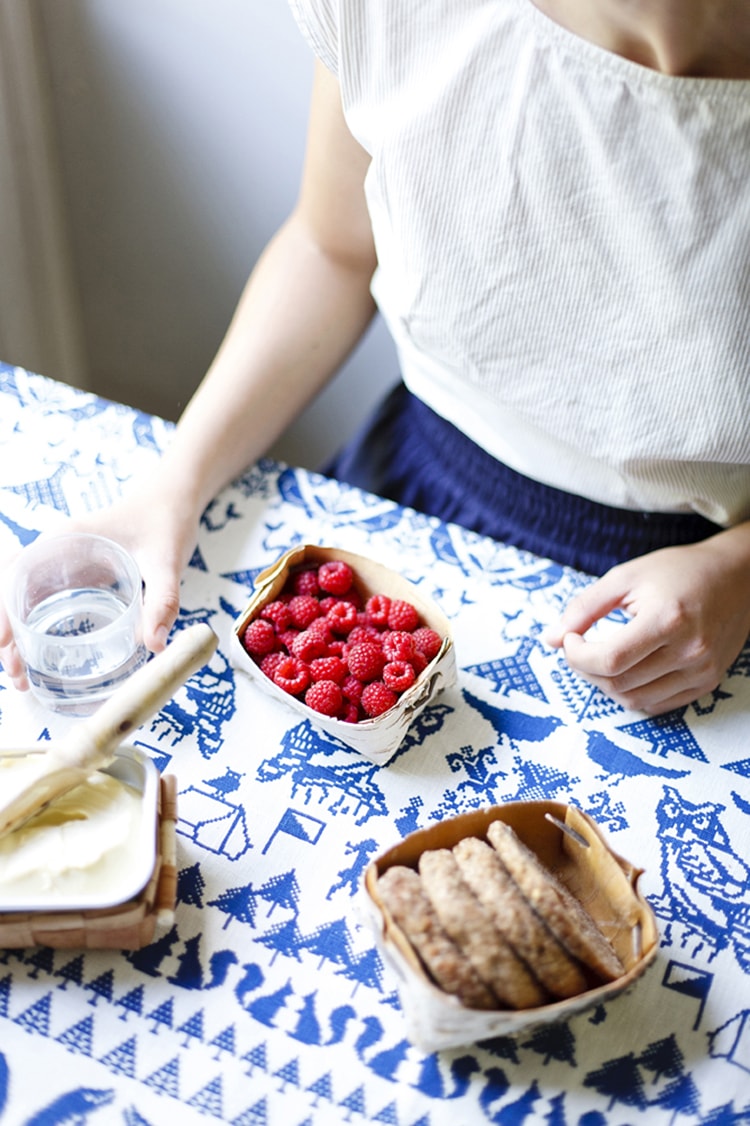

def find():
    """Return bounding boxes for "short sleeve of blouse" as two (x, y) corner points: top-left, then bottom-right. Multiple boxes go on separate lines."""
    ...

(287, 0), (340, 75)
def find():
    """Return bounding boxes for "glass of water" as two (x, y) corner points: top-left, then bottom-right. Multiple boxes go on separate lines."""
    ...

(5, 532), (148, 716)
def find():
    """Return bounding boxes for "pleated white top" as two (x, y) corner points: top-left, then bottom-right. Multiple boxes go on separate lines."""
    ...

(288, 0), (750, 523)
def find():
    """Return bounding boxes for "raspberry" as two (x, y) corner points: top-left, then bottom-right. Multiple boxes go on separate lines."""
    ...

(361, 681), (398, 717)
(411, 650), (429, 675)
(291, 629), (329, 663)
(346, 624), (381, 648)
(260, 600), (292, 633)
(327, 639), (346, 658)
(346, 643), (385, 682)
(387, 599), (420, 632)
(291, 568), (319, 597)
(310, 655), (347, 684)
(341, 701), (361, 723)
(318, 560), (354, 596)
(326, 600), (358, 635)
(382, 630), (417, 662)
(383, 660), (416, 693)
(306, 617), (334, 644)
(305, 679), (343, 716)
(413, 627), (442, 661)
(288, 594), (321, 630)
(342, 674), (364, 703)
(365, 594), (391, 628)
(242, 618), (277, 657)
(259, 651), (285, 678)
(279, 628), (300, 652)
(273, 655), (310, 695)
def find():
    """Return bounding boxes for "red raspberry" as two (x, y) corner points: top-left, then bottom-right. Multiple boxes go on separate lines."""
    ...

(291, 629), (329, 663)
(365, 594), (391, 628)
(361, 681), (398, 717)
(260, 600), (292, 633)
(288, 594), (321, 630)
(346, 643), (385, 682)
(346, 624), (382, 648)
(327, 639), (346, 658)
(273, 655), (310, 695)
(305, 679), (343, 716)
(411, 650), (429, 675)
(413, 627), (442, 661)
(318, 560), (354, 596)
(259, 651), (285, 678)
(342, 674), (364, 703)
(383, 660), (416, 693)
(327, 601), (358, 635)
(242, 618), (277, 657)
(291, 568), (319, 597)
(310, 655), (347, 684)
(387, 599), (420, 632)
(382, 630), (417, 662)
(307, 617), (334, 643)
(341, 701), (361, 723)
(279, 628), (300, 652)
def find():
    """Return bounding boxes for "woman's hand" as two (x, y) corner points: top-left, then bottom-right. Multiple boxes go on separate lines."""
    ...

(0, 477), (200, 692)
(545, 524), (750, 714)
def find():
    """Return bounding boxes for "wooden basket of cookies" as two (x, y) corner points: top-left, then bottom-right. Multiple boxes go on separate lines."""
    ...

(363, 800), (659, 1050)
(231, 544), (457, 764)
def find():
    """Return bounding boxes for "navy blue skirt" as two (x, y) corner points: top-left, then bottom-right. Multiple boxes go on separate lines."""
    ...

(322, 383), (722, 576)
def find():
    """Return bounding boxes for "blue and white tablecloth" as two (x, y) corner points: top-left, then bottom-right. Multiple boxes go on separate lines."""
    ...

(0, 362), (749, 1126)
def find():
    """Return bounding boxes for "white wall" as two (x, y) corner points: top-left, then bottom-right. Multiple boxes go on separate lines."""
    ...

(36, 0), (398, 469)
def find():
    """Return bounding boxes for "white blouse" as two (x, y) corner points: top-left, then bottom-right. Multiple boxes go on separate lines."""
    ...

(287, 0), (750, 523)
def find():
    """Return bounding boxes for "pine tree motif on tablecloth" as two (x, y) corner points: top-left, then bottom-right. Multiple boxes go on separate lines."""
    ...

(144, 1055), (181, 1099)
(115, 984), (145, 1022)
(177, 1007), (205, 1048)
(56, 1014), (95, 1056)
(55, 954), (85, 990)
(240, 1041), (268, 1076)
(14, 992), (52, 1037)
(231, 1096), (268, 1126)
(146, 996), (175, 1034)
(187, 1074), (223, 1117)
(209, 1023), (237, 1059)
(100, 1036), (137, 1078)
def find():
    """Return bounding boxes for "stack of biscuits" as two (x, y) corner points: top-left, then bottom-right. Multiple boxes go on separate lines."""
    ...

(377, 820), (625, 1011)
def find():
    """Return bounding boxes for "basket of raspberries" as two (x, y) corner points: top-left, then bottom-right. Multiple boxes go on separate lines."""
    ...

(363, 800), (659, 1051)
(231, 544), (457, 763)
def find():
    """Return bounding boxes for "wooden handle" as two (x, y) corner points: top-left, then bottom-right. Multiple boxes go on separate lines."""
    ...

(0, 623), (219, 842)
(59, 622), (219, 772)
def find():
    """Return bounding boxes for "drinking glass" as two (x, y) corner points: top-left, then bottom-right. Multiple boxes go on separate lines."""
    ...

(4, 532), (148, 715)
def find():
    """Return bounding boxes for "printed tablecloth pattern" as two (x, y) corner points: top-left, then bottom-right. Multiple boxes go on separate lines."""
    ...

(0, 363), (749, 1125)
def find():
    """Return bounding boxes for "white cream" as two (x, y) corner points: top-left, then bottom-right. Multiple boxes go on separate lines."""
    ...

(0, 762), (145, 908)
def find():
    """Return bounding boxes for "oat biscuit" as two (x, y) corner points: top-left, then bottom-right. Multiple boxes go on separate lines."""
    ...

(486, 820), (624, 982)
(453, 835), (589, 999)
(377, 865), (497, 1010)
(418, 848), (549, 1010)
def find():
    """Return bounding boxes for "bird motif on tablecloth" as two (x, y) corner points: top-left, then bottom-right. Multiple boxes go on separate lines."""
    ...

(653, 785), (750, 966)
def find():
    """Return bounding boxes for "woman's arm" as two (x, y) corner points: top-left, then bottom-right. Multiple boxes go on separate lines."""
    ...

(161, 60), (378, 518)
(0, 61), (378, 678)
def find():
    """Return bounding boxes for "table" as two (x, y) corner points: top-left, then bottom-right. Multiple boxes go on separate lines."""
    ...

(0, 361), (748, 1126)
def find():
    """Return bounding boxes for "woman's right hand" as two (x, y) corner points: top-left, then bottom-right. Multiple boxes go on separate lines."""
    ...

(0, 478), (200, 692)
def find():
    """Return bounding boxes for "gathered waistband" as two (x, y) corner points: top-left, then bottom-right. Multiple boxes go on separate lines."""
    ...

(323, 383), (723, 576)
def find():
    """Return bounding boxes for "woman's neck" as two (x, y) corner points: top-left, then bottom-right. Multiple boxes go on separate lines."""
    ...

(531, 0), (750, 77)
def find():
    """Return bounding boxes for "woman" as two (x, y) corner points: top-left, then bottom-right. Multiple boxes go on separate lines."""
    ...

(2, 0), (750, 715)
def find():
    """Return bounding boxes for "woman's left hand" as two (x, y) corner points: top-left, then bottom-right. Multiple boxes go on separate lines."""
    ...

(545, 524), (750, 714)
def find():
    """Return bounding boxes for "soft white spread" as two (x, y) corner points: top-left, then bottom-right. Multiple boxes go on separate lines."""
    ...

(0, 762), (144, 907)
